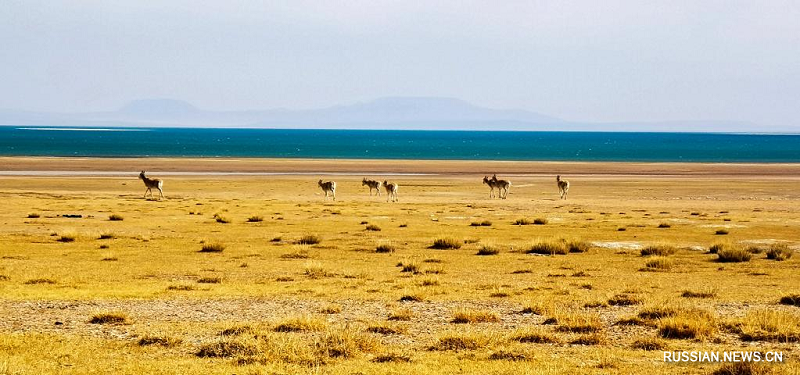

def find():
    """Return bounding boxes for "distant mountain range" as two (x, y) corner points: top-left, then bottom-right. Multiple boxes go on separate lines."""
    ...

(0, 97), (771, 132)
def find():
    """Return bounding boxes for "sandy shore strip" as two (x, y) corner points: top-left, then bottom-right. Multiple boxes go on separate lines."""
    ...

(2, 157), (800, 176)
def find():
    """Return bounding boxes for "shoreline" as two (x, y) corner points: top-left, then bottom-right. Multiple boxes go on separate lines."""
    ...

(1, 157), (800, 177)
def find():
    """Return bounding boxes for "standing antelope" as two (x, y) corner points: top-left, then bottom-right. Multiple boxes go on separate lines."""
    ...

(362, 178), (382, 196)
(383, 180), (399, 202)
(482, 176), (497, 198)
(139, 171), (164, 200)
(556, 175), (570, 200)
(318, 180), (336, 201)
(491, 174), (511, 199)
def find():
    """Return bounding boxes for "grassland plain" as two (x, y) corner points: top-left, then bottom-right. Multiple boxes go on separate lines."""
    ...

(0, 159), (799, 374)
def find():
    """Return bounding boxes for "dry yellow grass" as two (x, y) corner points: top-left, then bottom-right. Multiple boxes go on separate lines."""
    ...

(0, 162), (799, 374)
(272, 315), (327, 332)
(450, 309), (501, 324)
(738, 309), (800, 343)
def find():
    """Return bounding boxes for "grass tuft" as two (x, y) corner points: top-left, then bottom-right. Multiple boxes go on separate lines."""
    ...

(476, 245), (499, 256)
(166, 284), (196, 291)
(527, 240), (568, 255)
(196, 340), (258, 358)
(513, 218), (532, 225)
(316, 328), (381, 358)
(430, 332), (491, 351)
(766, 244), (793, 261)
(510, 328), (559, 344)
(366, 323), (406, 335)
(24, 278), (56, 285)
(304, 262), (333, 279)
(451, 309), (500, 324)
(372, 353), (411, 363)
(273, 315), (326, 332)
(57, 231), (77, 243)
(98, 231), (116, 240)
(430, 238), (462, 249)
(644, 257), (672, 271)
(715, 229), (729, 235)
(567, 240), (591, 253)
(711, 362), (772, 375)
(365, 224), (381, 231)
(682, 290), (716, 299)
(89, 312), (128, 325)
(399, 293), (425, 302)
(717, 247), (751, 262)
(638, 305), (679, 320)
(108, 214), (124, 221)
(320, 304), (342, 314)
(738, 309), (800, 343)
(388, 308), (413, 321)
(570, 333), (606, 345)
(640, 245), (676, 256)
(520, 301), (550, 315)
(470, 220), (492, 227)
(779, 294), (800, 307)
(213, 214), (231, 224)
(709, 243), (726, 254)
(658, 310), (716, 340)
(200, 241), (225, 253)
(608, 293), (642, 306)
(399, 261), (421, 274)
(296, 235), (322, 245)
(220, 325), (254, 336)
(375, 244), (396, 253)
(631, 337), (666, 351)
(488, 351), (528, 361)
(281, 248), (310, 259)
(246, 215), (263, 222)
(138, 335), (182, 347)
(554, 312), (603, 333)
(197, 277), (221, 284)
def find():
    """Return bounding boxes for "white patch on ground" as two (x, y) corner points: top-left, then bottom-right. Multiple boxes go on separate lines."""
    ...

(591, 241), (643, 250)
(370, 216), (390, 219)
(667, 218), (693, 223)
(740, 239), (781, 245)
(700, 224), (747, 228)
(688, 246), (706, 251)
(444, 216), (468, 219)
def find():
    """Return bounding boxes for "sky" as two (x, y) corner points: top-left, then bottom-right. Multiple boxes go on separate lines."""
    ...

(1, 1), (798, 129)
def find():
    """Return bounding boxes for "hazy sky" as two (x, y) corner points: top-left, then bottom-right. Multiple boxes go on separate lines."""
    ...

(1, 1), (798, 128)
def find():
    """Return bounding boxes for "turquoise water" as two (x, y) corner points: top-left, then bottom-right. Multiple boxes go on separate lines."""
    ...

(0, 126), (798, 162)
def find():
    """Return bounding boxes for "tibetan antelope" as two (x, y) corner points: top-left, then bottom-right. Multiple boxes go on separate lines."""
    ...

(482, 176), (498, 198)
(383, 180), (399, 202)
(556, 175), (570, 200)
(138, 171), (164, 200)
(362, 178), (382, 196)
(492, 174), (511, 199)
(318, 180), (336, 201)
